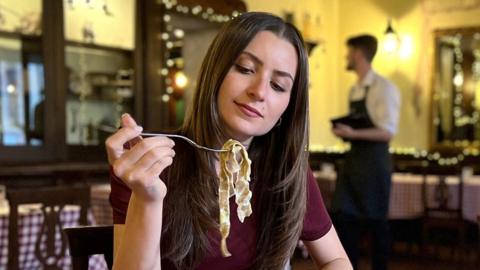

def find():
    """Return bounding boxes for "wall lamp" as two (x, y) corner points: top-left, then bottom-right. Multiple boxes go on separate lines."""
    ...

(383, 18), (400, 54)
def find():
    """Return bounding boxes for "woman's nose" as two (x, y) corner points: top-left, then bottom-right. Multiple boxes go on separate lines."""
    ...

(246, 77), (268, 101)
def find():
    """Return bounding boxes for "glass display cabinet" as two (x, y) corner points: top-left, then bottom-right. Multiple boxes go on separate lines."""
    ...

(0, 0), (54, 163)
(63, 0), (137, 160)
(0, 0), (138, 164)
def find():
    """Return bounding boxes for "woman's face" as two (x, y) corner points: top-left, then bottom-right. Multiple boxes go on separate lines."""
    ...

(217, 30), (298, 143)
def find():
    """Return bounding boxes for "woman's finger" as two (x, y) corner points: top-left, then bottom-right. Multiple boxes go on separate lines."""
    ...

(105, 125), (143, 164)
(121, 113), (138, 128)
(139, 149), (175, 187)
(116, 136), (174, 168)
(120, 114), (143, 149)
(120, 147), (175, 190)
(148, 158), (174, 180)
(147, 157), (174, 186)
(112, 137), (174, 177)
(131, 146), (175, 176)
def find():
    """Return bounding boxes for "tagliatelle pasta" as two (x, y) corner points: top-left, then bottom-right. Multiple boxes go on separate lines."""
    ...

(218, 139), (252, 257)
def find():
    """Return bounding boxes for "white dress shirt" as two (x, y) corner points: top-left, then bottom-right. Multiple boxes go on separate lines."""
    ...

(349, 69), (401, 135)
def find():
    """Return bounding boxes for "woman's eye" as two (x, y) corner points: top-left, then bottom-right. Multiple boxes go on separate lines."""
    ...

(235, 64), (253, 74)
(270, 81), (286, 92)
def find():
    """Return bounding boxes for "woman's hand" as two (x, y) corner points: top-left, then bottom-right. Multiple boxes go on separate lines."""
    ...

(105, 113), (175, 202)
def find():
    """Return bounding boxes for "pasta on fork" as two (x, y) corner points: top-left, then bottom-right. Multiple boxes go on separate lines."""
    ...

(218, 139), (252, 257)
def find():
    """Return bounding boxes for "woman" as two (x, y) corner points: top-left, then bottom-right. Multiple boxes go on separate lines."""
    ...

(106, 12), (351, 270)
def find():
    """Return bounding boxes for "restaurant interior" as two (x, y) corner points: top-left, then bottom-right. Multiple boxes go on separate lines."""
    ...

(0, 0), (479, 269)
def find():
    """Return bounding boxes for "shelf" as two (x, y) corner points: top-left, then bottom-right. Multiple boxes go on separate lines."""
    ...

(0, 30), (42, 40)
(65, 40), (133, 55)
(90, 80), (133, 88)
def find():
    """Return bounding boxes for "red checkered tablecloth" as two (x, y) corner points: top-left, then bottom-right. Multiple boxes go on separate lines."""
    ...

(0, 205), (108, 270)
(314, 171), (480, 222)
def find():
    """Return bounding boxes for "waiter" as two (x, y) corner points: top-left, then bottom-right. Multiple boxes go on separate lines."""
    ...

(331, 34), (400, 270)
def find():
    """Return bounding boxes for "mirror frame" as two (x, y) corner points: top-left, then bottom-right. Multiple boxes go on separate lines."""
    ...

(430, 26), (480, 152)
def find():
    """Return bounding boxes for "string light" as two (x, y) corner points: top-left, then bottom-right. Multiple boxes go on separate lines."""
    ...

(435, 34), (480, 128)
(160, 68), (168, 76)
(173, 29), (184, 38)
(161, 33), (169, 40)
(309, 144), (480, 167)
(162, 94), (170, 102)
(433, 33), (480, 149)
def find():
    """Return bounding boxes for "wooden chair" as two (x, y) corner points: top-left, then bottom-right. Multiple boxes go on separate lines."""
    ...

(7, 185), (90, 270)
(421, 164), (466, 260)
(64, 225), (114, 270)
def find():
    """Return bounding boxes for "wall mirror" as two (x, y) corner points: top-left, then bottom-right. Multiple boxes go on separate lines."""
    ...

(162, 12), (222, 127)
(158, 0), (246, 128)
(431, 27), (480, 149)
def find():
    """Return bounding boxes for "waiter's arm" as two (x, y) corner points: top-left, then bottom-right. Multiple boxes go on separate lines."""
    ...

(332, 124), (392, 142)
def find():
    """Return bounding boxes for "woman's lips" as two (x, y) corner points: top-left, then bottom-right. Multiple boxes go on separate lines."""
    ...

(235, 102), (263, 118)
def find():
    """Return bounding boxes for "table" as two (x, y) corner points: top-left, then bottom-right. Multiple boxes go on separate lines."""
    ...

(92, 175), (480, 223)
(0, 162), (109, 180)
(0, 203), (108, 269)
(315, 172), (480, 222)
(462, 176), (480, 223)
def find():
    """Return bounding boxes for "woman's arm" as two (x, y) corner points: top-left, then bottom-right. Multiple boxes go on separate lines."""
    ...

(113, 193), (163, 269)
(113, 225), (124, 257)
(304, 226), (353, 270)
(107, 114), (174, 270)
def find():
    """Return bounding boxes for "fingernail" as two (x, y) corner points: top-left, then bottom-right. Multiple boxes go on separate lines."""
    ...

(121, 113), (130, 118)
(135, 126), (143, 131)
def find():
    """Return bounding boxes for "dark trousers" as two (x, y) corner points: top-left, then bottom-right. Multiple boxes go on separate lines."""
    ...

(333, 213), (390, 270)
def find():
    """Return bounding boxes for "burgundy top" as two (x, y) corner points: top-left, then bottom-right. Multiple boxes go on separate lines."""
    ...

(110, 168), (332, 269)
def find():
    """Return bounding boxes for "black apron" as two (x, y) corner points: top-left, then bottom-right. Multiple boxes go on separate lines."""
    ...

(332, 86), (392, 220)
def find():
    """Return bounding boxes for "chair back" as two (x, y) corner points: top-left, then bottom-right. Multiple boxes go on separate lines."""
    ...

(7, 185), (90, 270)
(64, 225), (114, 270)
(421, 164), (463, 219)
(420, 164), (467, 259)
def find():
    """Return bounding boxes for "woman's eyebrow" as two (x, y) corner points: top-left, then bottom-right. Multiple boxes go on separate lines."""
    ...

(241, 51), (294, 82)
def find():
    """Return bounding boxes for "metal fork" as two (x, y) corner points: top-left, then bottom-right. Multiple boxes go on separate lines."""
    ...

(141, 132), (227, 153)
(98, 125), (227, 153)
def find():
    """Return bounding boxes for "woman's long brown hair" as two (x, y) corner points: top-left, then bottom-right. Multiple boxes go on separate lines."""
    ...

(161, 12), (310, 270)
